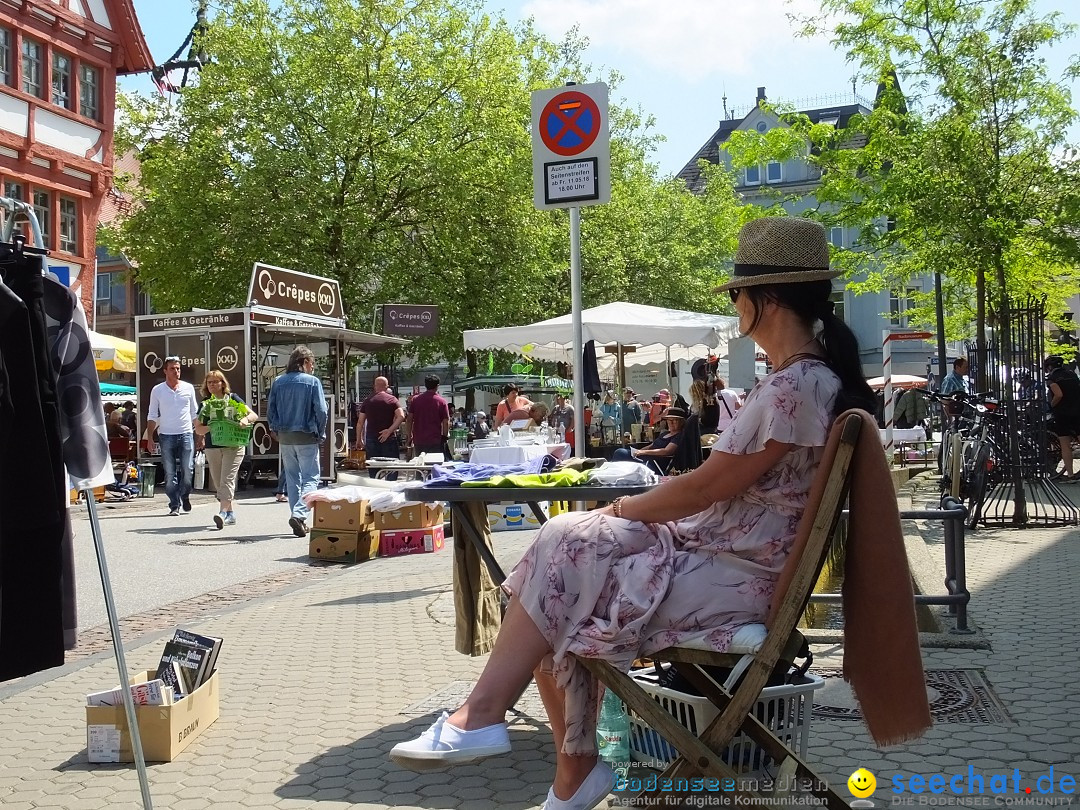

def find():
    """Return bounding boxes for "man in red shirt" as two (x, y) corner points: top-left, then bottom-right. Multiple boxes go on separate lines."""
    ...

(407, 375), (451, 456)
(355, 376), (405, 463)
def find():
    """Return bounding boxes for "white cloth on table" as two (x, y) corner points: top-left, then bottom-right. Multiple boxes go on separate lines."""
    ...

(469, 443), (569, 466)
(585, 462), (659, 487)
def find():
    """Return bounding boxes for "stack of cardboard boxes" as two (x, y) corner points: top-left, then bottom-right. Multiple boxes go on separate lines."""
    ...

(373, 502), (445, 557)
(309, 499), (381, 563)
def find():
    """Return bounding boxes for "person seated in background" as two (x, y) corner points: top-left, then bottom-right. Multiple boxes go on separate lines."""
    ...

(120, 401), (138, 433)
(470, 411), (491, 440)
(524, 402), (550, 430)
(610, 406), (687, 465)
(106, 409), (132, 440)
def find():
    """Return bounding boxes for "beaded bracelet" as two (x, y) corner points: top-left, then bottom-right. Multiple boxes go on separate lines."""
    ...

(613, 496), (627, 519)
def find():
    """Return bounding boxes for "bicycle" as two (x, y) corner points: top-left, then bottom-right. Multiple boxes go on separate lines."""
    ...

(926, 390), (1003, 528)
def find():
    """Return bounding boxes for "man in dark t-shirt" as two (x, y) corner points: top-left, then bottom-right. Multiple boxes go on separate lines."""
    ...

(407, 375), (450, 456)
(355, 376), (405, 463)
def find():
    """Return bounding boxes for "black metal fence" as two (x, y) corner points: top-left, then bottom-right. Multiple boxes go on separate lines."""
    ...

(965, 297), (1078, 527)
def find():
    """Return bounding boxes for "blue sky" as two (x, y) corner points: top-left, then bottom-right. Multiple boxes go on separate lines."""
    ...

(122, 0), (1080, 177)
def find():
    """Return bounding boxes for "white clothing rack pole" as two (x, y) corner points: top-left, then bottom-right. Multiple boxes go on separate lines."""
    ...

(83, 495), (155, 809)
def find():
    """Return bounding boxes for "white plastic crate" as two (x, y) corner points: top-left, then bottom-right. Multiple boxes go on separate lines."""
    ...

(626, 667), (824, 774)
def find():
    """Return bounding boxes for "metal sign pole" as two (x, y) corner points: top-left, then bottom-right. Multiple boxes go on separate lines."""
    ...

(570, 206), (585, 460)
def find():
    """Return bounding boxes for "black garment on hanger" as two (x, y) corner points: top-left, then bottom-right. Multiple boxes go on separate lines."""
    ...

(0, 253), (67, 680)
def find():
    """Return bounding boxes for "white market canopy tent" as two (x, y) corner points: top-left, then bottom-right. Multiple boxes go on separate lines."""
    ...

(463, 302), (741, 367)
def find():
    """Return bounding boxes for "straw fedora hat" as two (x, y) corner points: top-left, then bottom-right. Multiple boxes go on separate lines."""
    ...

(713, 217), (841, 292)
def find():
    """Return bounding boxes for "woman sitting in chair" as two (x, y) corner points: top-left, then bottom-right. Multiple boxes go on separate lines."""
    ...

(390, 217), (875, 810)
(609, 406), (685, 468)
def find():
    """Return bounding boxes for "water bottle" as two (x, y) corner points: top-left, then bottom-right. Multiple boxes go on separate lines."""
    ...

(596, 689), (631, 771)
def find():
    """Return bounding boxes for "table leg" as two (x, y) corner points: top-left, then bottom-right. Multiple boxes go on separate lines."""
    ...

(526, 501), (548, 526)
(451, 503), (507, 584)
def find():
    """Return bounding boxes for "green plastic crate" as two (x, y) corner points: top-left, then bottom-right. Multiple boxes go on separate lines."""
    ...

(209, 420), (252, 447)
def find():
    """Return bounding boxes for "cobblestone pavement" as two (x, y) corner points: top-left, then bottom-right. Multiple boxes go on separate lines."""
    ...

(0, 479), (1076, 809)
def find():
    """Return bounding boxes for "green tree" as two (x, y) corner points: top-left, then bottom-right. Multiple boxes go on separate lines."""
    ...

(106, 0), (742, 365)
(722, 0), (1080, 378)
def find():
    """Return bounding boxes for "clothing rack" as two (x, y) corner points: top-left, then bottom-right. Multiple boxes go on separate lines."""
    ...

(0, 198), (154, 810)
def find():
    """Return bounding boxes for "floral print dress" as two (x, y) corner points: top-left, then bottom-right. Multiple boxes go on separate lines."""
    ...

(501, 359), (840, 755)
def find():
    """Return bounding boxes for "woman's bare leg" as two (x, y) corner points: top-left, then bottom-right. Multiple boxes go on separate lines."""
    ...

(446, 596), (551, 730)
(534, 666), (600, 801)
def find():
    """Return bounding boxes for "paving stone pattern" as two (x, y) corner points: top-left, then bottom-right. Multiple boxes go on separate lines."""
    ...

(1, 488), (1078, 808)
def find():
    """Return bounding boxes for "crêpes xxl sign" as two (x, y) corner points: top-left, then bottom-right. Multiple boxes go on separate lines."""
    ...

(246, 262), (344, 325)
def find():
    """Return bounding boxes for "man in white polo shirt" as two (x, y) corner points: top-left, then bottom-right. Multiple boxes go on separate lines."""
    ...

(146, 356), (199, 516)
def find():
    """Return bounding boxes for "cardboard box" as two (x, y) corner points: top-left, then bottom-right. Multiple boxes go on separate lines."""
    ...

(373, 503), (444, 531)
(308, 528), (380, 563)
(380, 524), (445, 557)
(70, 486), (106, 504)
(313, 499), (371, 531)
(85, 670), (219, 763)
(487, 501), (548, 532)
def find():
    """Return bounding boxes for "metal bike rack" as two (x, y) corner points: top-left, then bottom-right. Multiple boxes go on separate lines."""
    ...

(808, 496), (973, 634)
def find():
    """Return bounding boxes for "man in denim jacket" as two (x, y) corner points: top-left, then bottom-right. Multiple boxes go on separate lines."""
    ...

(267, 345), (328, 537)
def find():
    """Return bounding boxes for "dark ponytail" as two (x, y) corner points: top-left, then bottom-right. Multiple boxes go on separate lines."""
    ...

(744, 280), (876, 418)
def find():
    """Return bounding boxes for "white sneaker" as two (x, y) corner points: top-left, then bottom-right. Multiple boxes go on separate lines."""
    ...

(213, 512), (225, 530)
(542, 760), (614, 810)
(224, 513), (236, 526)
(389, 711), (510, 769)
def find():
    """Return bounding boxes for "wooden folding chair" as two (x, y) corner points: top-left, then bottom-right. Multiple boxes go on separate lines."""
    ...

(574, 412), (862, 809)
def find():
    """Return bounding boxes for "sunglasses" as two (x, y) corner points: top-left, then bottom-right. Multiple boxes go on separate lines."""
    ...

(164, 355), (181, 363)
(728, 288), (741, 303)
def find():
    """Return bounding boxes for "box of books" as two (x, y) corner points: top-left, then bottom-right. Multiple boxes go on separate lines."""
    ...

(85, 670), (219, 762)
(380, 524), (445, 557)
(309, 528), (380, 563)
(313, 499), (372, 532)
(486, 501), (548, 532)
(373, 503), (444, 531)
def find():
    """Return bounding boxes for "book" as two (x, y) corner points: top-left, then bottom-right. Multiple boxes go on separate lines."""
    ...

(172, 629), (223, 687)
(156, 639), (212, 695)
(86, 678), (173, 707)
(158, 660), (187, 698)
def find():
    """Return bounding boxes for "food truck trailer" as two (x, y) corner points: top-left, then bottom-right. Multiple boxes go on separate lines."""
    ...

(135, 263), (410, 482)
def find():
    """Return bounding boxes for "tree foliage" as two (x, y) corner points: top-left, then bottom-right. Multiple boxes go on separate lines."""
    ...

(721, 0), (1080, 370)
(105, 0), (742, 364)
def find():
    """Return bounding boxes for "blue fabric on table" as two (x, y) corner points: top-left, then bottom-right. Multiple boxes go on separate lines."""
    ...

(425, 454), (558, 485)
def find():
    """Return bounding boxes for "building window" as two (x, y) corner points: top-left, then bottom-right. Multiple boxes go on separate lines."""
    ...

(755, 121), (768, 133)
(745, 165), (761, 185)
(766, 161), (782, 183)
(59, 197), (77, 253)
(4, 181), (22, 201)
(51, 52), (72, 109)
(0, 28), (11, 86)
(80, 63), (100, 120)
(21, 38), (42, 97)
(829, 227), (844, 247)
(32, 189), (49, 248)
(889, 286), (919, 327)
(830, 289), (846, 323)
(96, 271), (128, 317)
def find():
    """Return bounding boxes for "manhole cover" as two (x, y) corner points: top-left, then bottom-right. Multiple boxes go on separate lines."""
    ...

(175, 537), (250, 546)
(812, 668), (1012, 724)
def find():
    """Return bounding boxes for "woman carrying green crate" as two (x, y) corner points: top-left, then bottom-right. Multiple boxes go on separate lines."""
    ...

(194, 370), (257, 530)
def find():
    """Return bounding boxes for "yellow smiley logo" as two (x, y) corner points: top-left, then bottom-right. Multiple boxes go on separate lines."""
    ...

(848, 768), (877, 798)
